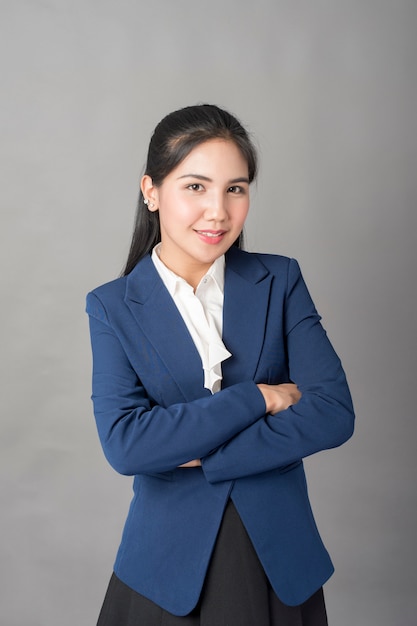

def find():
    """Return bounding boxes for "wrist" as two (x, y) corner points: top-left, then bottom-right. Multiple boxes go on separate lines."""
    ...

(257, 384), (273, 413)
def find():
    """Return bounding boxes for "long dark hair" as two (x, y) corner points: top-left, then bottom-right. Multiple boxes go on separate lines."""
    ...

(122, 104), (258, 276)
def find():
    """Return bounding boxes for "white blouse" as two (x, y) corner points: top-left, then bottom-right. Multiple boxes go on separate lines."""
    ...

(151, 244), (231, 393)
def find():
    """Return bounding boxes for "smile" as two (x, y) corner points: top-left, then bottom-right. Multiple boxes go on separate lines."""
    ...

(195, 230), (227, 237)
(195, 230), (227, 245)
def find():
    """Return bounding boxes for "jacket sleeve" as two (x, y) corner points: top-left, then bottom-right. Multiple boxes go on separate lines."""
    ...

(86, 292), (267, 476)
(201, 258), (355, 483)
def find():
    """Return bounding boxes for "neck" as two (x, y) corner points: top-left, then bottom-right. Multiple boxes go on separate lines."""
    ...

(158, 252), (211, 291)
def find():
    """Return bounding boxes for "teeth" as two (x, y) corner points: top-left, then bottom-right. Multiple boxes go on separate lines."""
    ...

(199, 231), (222, 237)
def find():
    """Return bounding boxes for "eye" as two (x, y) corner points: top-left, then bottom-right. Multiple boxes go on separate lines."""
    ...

(227, 185), (245, 194)
(187, 183), (204, 192)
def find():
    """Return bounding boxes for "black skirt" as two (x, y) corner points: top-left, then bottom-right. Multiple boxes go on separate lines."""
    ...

(97, 500), (328, 626)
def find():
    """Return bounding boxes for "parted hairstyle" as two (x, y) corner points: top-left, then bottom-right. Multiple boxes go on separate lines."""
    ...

(122, 104), (258, 276)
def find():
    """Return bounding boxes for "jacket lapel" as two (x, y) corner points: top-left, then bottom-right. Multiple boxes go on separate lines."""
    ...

(123, 248), (273, 397)
(124, 255), (208, 401)
(222, 247), (272, 386)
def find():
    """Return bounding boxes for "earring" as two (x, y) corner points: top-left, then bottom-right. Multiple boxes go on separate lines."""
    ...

(144, 198), (149, 205)
(144, 198), (155, 209)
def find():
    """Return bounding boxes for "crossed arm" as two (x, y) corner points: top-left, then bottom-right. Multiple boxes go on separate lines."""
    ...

(87, 259), (354, 481)
(179, 382), (302, 467)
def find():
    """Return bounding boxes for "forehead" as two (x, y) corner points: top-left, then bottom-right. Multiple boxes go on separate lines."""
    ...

(174, 139), (249, 175)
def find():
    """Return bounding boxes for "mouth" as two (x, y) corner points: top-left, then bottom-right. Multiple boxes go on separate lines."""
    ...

(196, 230), (226, 238)
(195, 230), (228, 244)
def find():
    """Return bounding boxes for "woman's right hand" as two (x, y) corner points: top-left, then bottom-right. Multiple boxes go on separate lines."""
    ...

(257, 383), (301, 415)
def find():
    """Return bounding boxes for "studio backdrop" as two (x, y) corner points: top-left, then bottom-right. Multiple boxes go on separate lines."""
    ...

(1, 1), (416, 625)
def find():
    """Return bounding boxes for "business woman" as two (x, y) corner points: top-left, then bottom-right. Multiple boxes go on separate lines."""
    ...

(86, 104), (354, 625)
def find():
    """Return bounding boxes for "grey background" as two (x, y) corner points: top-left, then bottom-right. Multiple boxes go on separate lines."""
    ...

(1, 1), (416, 625)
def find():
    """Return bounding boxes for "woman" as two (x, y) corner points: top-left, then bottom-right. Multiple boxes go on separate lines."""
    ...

(86, 104), (354, 625)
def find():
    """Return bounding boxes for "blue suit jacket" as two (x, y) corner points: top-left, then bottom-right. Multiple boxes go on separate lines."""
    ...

(86, 247), (354, 615)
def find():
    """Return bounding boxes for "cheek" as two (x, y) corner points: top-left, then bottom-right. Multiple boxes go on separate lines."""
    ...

(235, 202), (250, 226)
(159, 200), (202, 231)
(176, 197), (205, 221)
(159, 194), (188, 220)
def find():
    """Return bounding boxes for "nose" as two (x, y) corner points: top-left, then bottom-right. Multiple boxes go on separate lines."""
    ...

(203, 191), (228, 221)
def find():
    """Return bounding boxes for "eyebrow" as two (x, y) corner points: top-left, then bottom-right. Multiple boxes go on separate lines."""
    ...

(177, 174), (250, 184)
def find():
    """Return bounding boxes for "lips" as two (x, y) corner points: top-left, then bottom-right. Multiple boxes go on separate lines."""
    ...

(196, 230), (226, 237)
(195, 229), (227, 244)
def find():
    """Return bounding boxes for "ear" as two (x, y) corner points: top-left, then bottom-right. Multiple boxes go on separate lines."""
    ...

(140, 175), (159, 211)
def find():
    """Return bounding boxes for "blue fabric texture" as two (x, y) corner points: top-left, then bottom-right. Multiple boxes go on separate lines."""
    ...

(86, 247), (354, 615)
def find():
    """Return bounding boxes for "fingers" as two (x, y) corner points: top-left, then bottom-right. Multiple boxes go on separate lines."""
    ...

(178, 459), (202, 468)
(257, 383), (301, 415)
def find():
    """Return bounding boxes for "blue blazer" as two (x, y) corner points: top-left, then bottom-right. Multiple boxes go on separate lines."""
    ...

(86, 246), (354, 615)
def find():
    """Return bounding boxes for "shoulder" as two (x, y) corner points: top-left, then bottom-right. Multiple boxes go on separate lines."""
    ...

(85, 254), (157, 322)
(85, 275), (128, 322)
(87, 275), (128, 302)
(226, 247), (301, 281)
